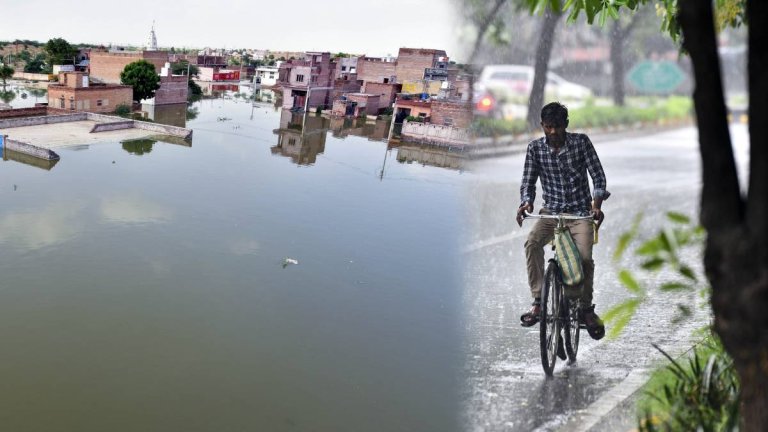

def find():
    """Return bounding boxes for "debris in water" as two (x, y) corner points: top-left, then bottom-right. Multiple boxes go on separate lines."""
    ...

(282, 258), (299, 268)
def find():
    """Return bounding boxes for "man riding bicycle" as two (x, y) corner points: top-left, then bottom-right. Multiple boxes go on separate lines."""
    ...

(516, 102), (609, 340)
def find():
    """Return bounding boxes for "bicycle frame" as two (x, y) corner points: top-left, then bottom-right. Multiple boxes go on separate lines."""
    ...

(522, 211), (594, 374)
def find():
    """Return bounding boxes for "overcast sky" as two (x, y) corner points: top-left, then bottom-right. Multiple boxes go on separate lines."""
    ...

(1, 0), (463, 59)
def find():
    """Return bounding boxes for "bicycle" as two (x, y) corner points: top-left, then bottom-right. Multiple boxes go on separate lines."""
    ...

(523, 211), (595, 376)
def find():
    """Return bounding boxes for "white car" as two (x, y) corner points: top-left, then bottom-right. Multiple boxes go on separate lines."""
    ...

(478, 64), (593, 102)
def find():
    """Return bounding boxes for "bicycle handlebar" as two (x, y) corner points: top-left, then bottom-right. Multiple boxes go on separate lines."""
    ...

(522, 211), (595, 221)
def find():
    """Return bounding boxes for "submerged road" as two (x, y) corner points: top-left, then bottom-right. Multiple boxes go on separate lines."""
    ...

(460, 125), (750, 431)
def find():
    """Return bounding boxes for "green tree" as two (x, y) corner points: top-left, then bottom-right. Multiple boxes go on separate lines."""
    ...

(170, 60), (199, 78)
(0, 90), (15, 104)
(0, 64), (14, 91)
(170, 61), (202, 100)
(24, 54), (46, 73)
(120, 60), (160, 102)
(44, 37), (78, 66)
(513, 0), (763, 429)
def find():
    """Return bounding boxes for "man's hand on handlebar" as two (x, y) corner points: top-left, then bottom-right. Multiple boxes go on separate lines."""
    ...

(591, 207), (604, 229)
(516, 202), (533, 227)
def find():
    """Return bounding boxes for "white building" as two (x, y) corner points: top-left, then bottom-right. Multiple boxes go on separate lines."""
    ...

(255, 66), (279, 86)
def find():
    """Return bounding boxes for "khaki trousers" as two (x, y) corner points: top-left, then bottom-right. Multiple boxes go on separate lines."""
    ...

(525, 211), (595, 304)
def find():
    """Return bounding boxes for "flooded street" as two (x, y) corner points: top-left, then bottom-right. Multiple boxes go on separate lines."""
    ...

(1, 87), (467, 431)
(461, 125), (749, 431)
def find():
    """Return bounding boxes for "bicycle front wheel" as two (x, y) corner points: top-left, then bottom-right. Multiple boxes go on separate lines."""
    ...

(540, 260), (561, 376)
(564, 296), (581, 363)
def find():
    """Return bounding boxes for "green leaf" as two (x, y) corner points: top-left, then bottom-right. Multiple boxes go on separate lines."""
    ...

(672, 304), (692, 324)
(614, 213), (643, 261)
(613, 232), (635, 261)
(678, 265), (698, 281)
(636, 238), (663, 256)
(598, 7), (607, 26)
(660, 282), (690, 291)
(666, 211), (691, 224)
(603, 298), (641, 338)
(619, 269), (643, 294)
(641, 257), (665, 271)
(608, 5), (619, 19)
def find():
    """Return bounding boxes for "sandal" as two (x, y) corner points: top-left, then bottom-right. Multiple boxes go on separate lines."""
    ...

(520, 300), (541, 327)
(580, 305), (606, 340)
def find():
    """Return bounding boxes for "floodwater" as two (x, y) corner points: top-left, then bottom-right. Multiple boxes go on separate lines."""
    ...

(0, 86), (468, 431)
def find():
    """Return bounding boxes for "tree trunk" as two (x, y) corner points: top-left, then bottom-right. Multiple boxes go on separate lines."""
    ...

(610, 21), (626, 106)
(467, 0), (509, 66)
(526, 8), (562, 130)
(678, 0), (768, 429)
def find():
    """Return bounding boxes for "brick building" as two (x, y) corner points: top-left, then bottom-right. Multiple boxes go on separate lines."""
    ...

(362, 82), (402, 108)
(356, 56), (396, 84)
(394, 99), (432, 121)
(89, 50), (169, 84)
(277, 52), (336, 110)
(430, 100), (472, 128)
(331, 93), (381, 117)
(395, 48), (448, 83)
(47, 71), (132, 113)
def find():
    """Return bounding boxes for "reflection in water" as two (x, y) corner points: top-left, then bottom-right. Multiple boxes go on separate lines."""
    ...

(329, 117), (392, 142)
(271, 110), (329, 165)
(0, 90), (15, 104)
(141, 103), (188, 127)
(198, 81), (241, 96)
(396, 144), (466, 170)
(100, 196), (173, 224)
(122, 138), (156, 156)
(2, 149), (59, 170)
(0, 201), (87, 250)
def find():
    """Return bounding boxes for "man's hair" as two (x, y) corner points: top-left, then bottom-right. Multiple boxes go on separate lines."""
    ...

(541, 102), (569, 126)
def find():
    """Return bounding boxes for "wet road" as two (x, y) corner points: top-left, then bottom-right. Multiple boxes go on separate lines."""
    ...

(460, 125), (750, 431)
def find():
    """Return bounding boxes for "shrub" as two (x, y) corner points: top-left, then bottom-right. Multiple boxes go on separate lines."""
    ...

(638, 336), (739, 432)
(114, 103), (131, 117)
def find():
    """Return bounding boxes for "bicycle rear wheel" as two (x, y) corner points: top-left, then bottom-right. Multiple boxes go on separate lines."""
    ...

(540, 260), (561, 376)
(564, 296), (581, 363)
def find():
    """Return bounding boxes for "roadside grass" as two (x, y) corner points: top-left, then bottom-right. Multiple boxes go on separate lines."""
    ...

(637, 333), (739, 431)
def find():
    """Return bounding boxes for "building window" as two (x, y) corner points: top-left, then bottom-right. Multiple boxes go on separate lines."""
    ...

(59, 96), (65, 108)
(296, 74), (304, 82)
(70, 97), (75, 110)
(97, 100), (103, 106)
(341, 66), (347, 71)
(311, 75), (317, 83)
(383, 78), (389, 84)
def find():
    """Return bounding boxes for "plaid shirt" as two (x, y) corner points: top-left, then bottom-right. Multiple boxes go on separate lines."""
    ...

(520, 132), (610, 215)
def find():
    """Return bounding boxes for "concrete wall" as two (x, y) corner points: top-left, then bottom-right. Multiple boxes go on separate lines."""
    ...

(4, 138), (60, 160)
(13, 72), (53, 81)
(0, 113), (87, 129)
(0, 107), (49, 119)
(401, 122), (469, 146)
(90, 120), (135, 133)
(401, 80), (442, 96)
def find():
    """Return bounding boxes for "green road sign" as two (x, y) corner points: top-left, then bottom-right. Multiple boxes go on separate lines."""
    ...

(627, 60), (686, 94)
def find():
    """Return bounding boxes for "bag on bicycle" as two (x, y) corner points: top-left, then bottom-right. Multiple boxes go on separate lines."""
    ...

(555, 226), (584, 286)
